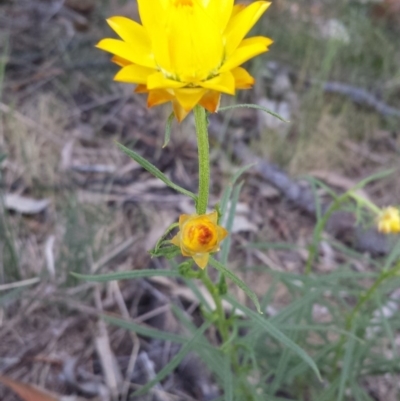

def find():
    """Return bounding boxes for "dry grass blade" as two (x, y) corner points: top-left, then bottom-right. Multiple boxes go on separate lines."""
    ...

(0, 375), (59, 401)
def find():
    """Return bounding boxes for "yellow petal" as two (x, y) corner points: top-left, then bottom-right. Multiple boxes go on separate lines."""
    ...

(170, 234), (180, 247)
(147, 72), (187, 90)
(239, 36), (274, 48)
(208, 210), (218, 224)
(224, 1), (271, 56)
(96, 38), (156, 69)
(205, 0), (234, 32)
(231, 4), (246, 18)
(192, 253), (209, 269)
(147, 89), (174, 107)
(137, 0), (166, 35)
(114, 64), (155, 84)
(134, 84), (148, 93)
(219, 43), (269, 73)
(111, 55), (131, 67)
(172, 101), (190, 122)
(232, 67), (255, 89)
(179, 214), (191, 226)
(162, 1), (224, 81)
(174, 88), (208, 111)
(199, 71), (235, 95)
(217, 226), (229, 241)
(107, 16), (151, 49)
(199, 90), (221, 113)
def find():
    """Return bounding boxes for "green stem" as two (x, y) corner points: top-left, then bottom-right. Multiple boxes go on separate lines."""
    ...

(193, 105), (210, 215)
(200, 269), (229, 343)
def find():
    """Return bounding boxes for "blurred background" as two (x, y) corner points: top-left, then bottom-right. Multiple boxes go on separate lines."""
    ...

(0, 0), (400, 400)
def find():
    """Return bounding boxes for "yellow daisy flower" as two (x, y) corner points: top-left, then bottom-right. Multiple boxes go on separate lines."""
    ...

(377, 206), (400, 234)
(171, 211), (228, 269)
(96, 0), (272, 121)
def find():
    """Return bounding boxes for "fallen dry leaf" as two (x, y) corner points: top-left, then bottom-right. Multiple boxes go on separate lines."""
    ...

(4, 193), (50, 214)
(0, 375), (59, 401)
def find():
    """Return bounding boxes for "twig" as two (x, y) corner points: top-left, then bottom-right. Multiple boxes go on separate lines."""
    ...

(322, 81), (400, 119)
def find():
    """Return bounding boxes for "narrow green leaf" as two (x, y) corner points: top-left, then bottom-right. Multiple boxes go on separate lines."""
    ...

(220, 163), (255, 216)
(223, 353), (233, 401)
(116, 142), (197, 202)
(209, 257), (262, 314)
(103, 314), (186, 343)
(133, 321), (212, 397)
(225, 295), (322, 381)
(71, 269), (180, 282)
(163, 112), (174, 148)
(218, 103), (289, 122)
(220, 182), (243, 265)
(338, 325), (357, 401)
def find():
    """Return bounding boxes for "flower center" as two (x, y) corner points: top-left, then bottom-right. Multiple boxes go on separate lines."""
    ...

(183, 221), (217, 252)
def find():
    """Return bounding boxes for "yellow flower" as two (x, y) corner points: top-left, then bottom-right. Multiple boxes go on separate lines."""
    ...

(377, 206), (400, 234)
(96, 0), (272, 121)
(171, 211), (228, 269)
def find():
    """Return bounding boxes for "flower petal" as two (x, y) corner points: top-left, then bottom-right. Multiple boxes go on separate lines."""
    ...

(199, 91), (221, 113)
(239, 36), (274, 48)
(137, 0), (166, 34)
(192, 253), (209, 269)
(134, 84), (148, 93)
(219, 43), (269, 73)
(172, 101), (190, 122)
(170, 234), (180, 247)
(96, 38), (156, 69)
(199, 71), (235, 95)
(232, 67), (255, 89)
(111, 55), (131, 67)
(114, 64), (155, 84)
(147, 89), (174, 107)
(224, 1), (271, 56)
(231, 4), (246, 18)
(107, 16), (151, 49)
(208, 210), (218, 224)
(179, 214), (191, 226)
(217, 226), (229, 241)
(147, 72), (187, 90)
(174, 88), (208, 111)
(161, 1), (224, 81)
(205, 0), (234, 32)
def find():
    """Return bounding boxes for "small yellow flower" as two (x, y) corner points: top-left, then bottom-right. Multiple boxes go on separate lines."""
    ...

(171, 211), (228, 269)
(377, 206), (400, 234)
(96, 0), (272, 121)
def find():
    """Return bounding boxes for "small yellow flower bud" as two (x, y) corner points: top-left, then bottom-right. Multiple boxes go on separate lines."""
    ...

(377, 206), (400, 234)
(171, 211), (228, 269)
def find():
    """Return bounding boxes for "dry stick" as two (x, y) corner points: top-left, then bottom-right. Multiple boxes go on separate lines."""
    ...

(208, 121), (393, 256)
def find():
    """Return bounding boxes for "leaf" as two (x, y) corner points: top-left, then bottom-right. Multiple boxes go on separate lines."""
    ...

(218, 103), (289, 122)
(338, 325), (357, 401)
(163, 112), (174, 148)
(71, 269), (180, 282)
(0, 375), (59, 401)
(225, 295), (322, 381)
(3, 194), (49, 214)
(219, 163), (255, 216)
(116, 142), (197, 202)
(220, 181), (243, 265)
(209, 257), (262, 314)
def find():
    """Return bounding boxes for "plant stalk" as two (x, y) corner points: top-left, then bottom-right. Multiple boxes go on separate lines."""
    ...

(193, 105), (210, 215)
